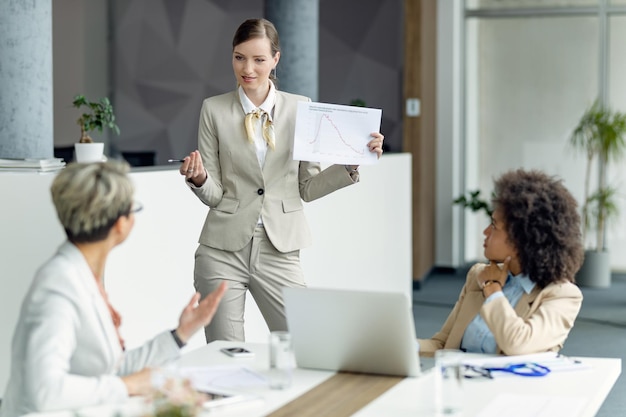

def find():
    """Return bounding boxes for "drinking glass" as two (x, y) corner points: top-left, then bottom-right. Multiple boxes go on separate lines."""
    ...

(268, 331), (294, 389)
(434, 349), (465, 416)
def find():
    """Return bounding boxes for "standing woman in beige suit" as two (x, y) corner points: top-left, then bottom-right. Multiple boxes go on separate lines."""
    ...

(178, 18), (384, 342)
(418, 169), (584, 356)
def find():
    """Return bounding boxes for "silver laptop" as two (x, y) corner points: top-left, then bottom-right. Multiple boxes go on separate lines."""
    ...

(283, 287), (420, 377)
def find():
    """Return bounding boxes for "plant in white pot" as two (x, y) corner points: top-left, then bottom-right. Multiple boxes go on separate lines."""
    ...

(72, 94), (120, 163)
(569, 100), (626, 287)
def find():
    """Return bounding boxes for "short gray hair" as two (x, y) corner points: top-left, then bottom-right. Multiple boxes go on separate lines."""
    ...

(51, 161), (134, 243)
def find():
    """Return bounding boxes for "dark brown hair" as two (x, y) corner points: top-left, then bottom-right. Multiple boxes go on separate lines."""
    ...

(493, 169), (584, 288)
(232, 19), (280, 82)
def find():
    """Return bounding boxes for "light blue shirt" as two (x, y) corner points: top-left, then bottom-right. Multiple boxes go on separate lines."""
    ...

(460, 272), (535, 354)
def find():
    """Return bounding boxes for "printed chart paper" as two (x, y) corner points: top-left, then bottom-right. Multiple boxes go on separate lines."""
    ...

(293, 101), (382, 165)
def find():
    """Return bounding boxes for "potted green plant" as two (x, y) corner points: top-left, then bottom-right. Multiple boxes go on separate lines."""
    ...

(453, 190), (493, 219)
(569, 100), (626, 287)
(72, 94), (120, 162)
(349, 98), (367, 107)
(453, 190), (493, 269)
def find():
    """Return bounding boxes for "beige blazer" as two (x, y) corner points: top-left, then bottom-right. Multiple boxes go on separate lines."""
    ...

(0, 242), (180, 417)
(418, 263), (583, 356)
(191, 90), (356, 253)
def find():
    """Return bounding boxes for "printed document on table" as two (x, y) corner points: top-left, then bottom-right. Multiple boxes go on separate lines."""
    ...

(173, 365), (265, 410)
(177, 364), (267, 389)
(293, 101), (382, 165)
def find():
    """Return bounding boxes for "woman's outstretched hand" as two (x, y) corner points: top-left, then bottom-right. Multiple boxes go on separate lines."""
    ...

(175, 281), (228, 343)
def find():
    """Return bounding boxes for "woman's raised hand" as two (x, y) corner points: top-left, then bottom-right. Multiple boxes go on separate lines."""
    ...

(178, 150), (207, 187)
(477, 257), (511, 289)
(175, 281), (227, 344)
(367, 132), (385, 159)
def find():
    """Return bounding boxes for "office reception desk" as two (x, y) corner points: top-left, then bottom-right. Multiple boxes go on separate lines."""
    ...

(20, 341), (622, 417)
(0, 154), (412, 392)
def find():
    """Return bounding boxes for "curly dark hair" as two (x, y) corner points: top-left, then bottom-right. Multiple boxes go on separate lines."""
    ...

(492, 169), (584, 288)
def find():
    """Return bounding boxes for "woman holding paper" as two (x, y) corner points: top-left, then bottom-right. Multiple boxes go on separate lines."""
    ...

(177, 18), (384, 342)
(418, 169), (584, 356)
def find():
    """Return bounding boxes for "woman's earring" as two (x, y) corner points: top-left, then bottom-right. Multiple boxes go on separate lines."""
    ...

(271, 67), (277, 79)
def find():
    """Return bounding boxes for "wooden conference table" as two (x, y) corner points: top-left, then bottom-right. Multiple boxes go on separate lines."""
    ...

(23, 341), (621, 417)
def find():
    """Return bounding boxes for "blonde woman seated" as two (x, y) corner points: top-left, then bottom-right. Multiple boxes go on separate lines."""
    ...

(418, 169), (584, 356)
(0, 162), (227, 417)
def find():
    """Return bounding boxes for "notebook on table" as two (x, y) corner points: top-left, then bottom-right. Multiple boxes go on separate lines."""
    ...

(283, 287), (420, 377)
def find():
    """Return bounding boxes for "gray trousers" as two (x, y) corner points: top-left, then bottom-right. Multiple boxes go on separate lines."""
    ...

(193, 226), (306, 342)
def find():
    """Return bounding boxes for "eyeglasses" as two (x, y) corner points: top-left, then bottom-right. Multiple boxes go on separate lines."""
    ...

(130, 201), (144, 214)
(464, 365), (493, 379)
(464, 362), (550, 379)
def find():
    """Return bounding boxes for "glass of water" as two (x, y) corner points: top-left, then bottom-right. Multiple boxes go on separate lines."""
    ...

(268, 331), (295, 389)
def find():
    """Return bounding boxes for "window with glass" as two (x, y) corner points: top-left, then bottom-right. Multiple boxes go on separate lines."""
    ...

(466, 0), (598, 10)
(461, 1), (626, 268)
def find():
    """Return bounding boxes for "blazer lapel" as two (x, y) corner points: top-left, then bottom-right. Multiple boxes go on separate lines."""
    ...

(89, 285), (123, 367)
(62, 243), (122, 368)
(262, 93), (282, 175)
(515, 286), (541, 317)
(231, 92), (266, 177)
(445, 289), (485, 349)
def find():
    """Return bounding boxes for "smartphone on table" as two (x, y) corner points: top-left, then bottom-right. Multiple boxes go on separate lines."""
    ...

(220, 347), (255, 358)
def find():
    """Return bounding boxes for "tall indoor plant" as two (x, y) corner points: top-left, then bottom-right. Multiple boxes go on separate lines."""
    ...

(569, 100), (626, 287)
(453, 190), (493, 219)
(453, 190), (493, 268)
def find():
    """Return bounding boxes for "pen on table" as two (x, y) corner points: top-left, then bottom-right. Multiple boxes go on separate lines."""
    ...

(557, 353), (582, 364)
(167, 159), (185, 163)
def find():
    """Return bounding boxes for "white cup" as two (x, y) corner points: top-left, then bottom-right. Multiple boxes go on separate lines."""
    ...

(434, 349), (465, 416)
(74, 142), (105, 163)
(268, 331), (294, 389)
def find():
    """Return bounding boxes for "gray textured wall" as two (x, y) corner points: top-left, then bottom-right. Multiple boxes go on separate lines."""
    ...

(111, 0), (402, 164)
(0, 0), (53, 159)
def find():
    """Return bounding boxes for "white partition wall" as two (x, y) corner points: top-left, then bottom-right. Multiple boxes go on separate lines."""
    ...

(0, 153), (411, 392)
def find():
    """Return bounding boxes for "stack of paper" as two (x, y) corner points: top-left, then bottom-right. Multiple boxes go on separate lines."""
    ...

(171, 365), (265, 410)
(0, 158), (66, 172)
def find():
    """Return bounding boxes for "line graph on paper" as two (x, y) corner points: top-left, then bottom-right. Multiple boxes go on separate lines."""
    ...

(309, 114), (366, 156)
(293, 101), (382, 165)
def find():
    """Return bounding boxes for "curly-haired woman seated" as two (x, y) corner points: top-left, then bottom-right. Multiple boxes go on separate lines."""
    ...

(0, 161), (227, 417)
(418, 169), (584, 356)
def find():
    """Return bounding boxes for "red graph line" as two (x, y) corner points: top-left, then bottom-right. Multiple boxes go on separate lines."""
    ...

(309, 114), (365, 155)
